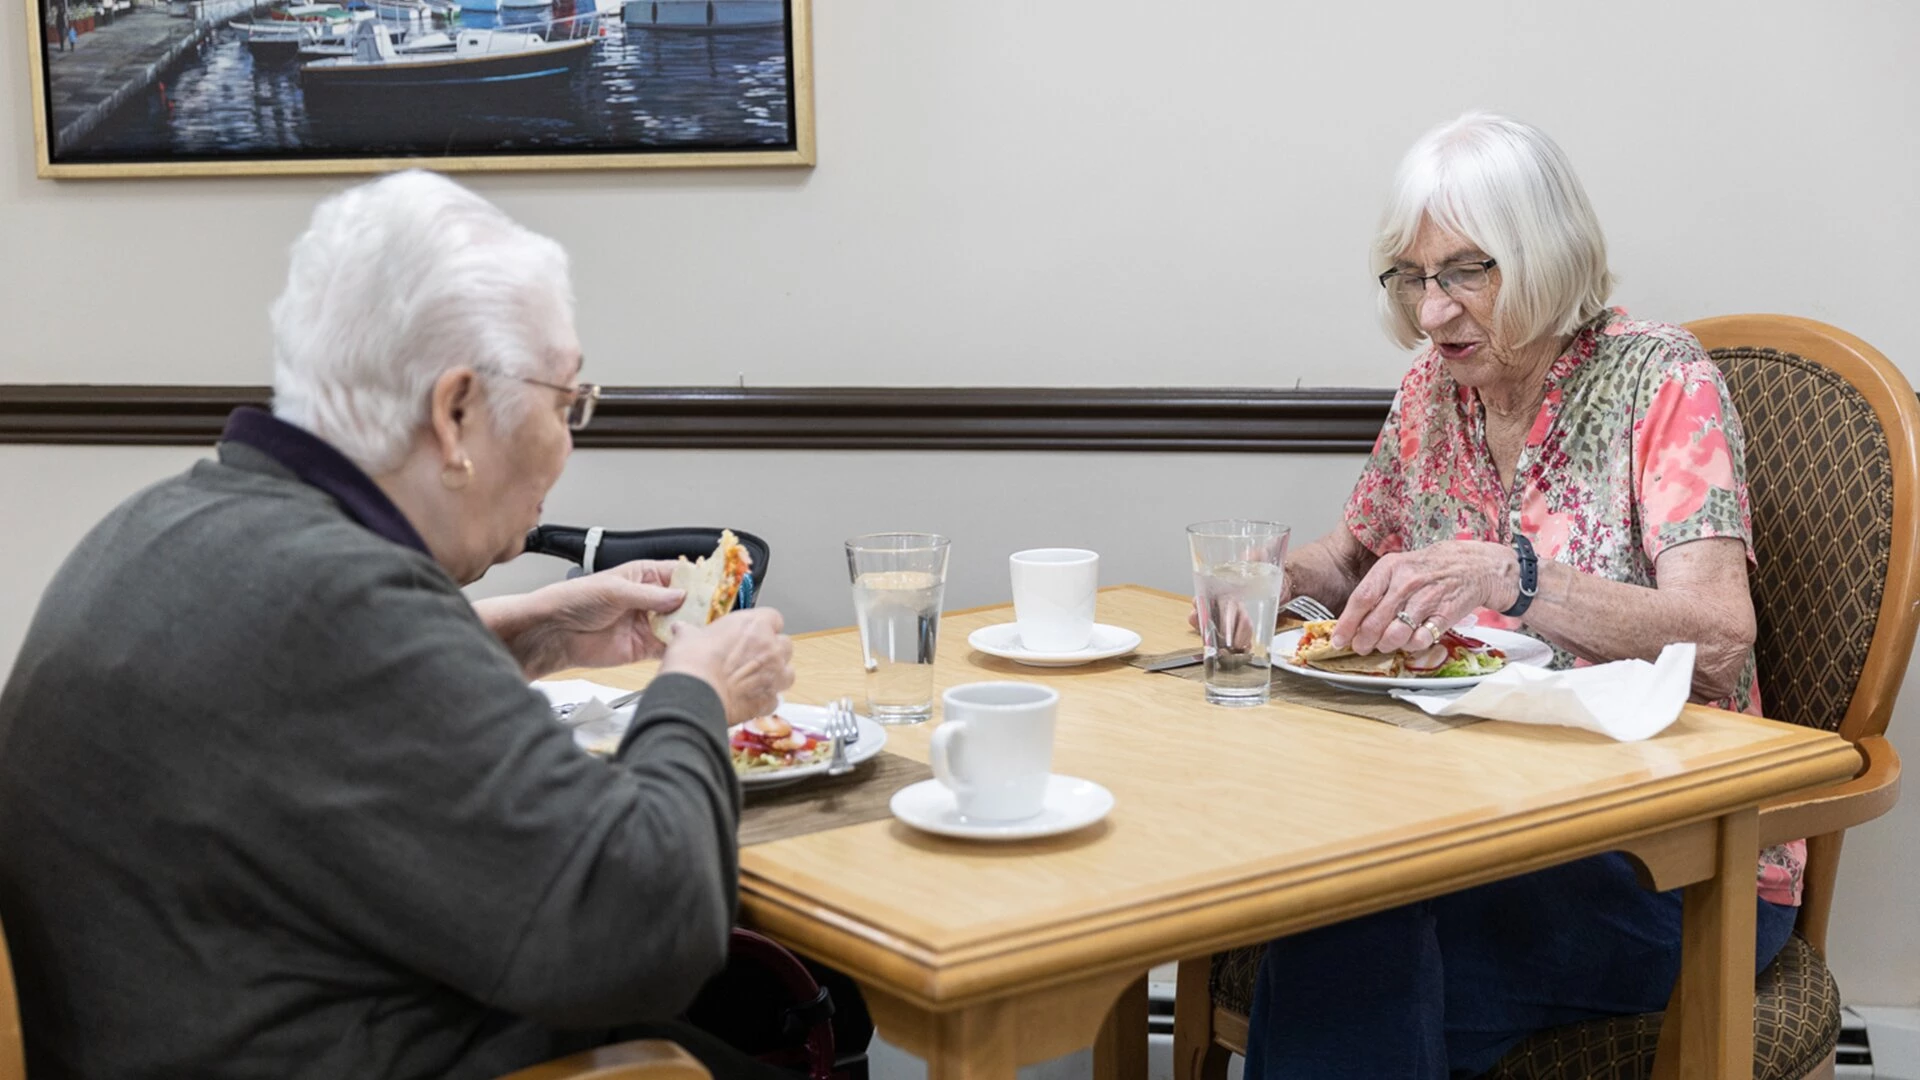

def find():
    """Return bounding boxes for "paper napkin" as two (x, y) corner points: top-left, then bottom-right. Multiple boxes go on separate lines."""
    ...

(1389, 643), (1697, 742)
(532, 678), (643, 756)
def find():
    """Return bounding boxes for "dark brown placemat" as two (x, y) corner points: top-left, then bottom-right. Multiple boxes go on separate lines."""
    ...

(738, 751), (934, 846)
(1128, 649), (1485, 734)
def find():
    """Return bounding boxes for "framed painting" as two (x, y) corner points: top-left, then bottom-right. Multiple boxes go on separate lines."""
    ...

(24, 0), (812, 177)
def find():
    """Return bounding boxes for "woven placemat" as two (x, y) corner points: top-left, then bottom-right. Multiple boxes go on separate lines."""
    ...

(738, 751), (934, 846)
(1129, 649), (1485, 734)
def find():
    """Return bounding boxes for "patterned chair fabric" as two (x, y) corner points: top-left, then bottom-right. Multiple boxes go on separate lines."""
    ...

(1208, 944), (1264, 1019)
(1205, 346), (1884, 1078)
(1712, 345), (1893, 733)
(1480, 934), (1841, 1080)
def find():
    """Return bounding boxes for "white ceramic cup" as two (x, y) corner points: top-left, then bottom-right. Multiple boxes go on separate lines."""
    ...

(929, 682), (1059, 821)
(1009, 548), (1099, 653)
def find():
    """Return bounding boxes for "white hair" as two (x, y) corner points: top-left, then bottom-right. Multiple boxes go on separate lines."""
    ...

(1374, 111), (1615, 351)
(269, 170), (576, 473)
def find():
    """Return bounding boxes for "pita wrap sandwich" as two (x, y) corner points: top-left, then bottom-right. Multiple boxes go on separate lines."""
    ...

(1287, 619), (1508, 679)
(647, 529), (753, 638)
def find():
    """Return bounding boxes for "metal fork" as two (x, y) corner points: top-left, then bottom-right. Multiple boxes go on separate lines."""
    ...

(1284, 595), (1337, 622)
(826, 697), (856, 777)
(838, 696), (861, 746)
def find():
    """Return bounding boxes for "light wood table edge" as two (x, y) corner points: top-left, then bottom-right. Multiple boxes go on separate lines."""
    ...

(737, 738), (1856, 1009)
(862, 968), (1147, 1076)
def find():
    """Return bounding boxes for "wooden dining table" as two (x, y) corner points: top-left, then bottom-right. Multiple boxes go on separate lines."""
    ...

(580, 585), (1860, 1080)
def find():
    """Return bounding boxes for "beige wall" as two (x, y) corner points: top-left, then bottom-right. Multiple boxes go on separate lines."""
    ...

(3, 0), (1918, 1005)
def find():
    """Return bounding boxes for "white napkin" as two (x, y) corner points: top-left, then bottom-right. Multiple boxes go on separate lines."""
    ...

(532, 678), (643, 756)
(1389, 643), (1697, 742)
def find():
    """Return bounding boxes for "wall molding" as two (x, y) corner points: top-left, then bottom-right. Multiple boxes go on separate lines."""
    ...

(0, 385), (1396, 453)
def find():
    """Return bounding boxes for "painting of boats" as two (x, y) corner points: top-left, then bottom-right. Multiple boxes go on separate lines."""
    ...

(28, 0), (813, 176)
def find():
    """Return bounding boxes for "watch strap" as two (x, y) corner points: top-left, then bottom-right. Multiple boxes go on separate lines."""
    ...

(1502, 534), (1539, 619)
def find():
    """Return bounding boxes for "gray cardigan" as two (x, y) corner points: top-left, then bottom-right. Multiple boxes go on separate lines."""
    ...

(0, 441), (742, 1079)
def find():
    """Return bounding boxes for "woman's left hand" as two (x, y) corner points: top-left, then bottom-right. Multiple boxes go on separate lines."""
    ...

(1333, 540), (1513, 654)
(479, 561), (689, 677)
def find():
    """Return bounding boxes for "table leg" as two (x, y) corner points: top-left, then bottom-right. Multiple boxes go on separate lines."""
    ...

(1093, 975), (1149, 1080)
(863, 970), (1143, 1080)
(920, 1000), (1019, 1080)
(1651, 807), (1758, 1080)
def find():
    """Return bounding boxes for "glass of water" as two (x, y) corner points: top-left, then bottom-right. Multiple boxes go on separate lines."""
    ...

(846, 533), (951, 724)
(1188, 520), (1290, 707)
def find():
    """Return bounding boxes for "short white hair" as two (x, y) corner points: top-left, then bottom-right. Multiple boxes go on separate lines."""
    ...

(270, 170), (576, 473)
(1374, 111), (1615, 350)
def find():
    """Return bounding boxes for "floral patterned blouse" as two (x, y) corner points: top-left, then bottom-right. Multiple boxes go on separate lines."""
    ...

(1343, 309), (1802, 906)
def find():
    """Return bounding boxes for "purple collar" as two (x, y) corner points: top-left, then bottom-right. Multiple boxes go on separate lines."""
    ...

(219, 407), (431, 556)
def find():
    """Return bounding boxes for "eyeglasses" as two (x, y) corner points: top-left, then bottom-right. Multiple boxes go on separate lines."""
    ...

(1378, 258), (1498, 305)
(477, 366), (601, 431)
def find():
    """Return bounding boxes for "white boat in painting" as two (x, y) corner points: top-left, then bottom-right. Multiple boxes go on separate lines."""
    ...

(301, 22), (592, 91)
(233, 17), (322, 57)
(458, 0), (550, 15)
(621, 0), (781, 30)
(236, 2), (366, 57)
(298, 28), (454, 58)
(272, 3), (365, 33)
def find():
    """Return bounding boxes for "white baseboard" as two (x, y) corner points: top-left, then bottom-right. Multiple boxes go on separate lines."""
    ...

(1850, 1006), (1920, 1080)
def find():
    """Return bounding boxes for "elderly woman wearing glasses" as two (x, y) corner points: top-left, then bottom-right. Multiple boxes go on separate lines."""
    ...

(0, 171), (796, 1079)
(1242, 112), (1796, 1078)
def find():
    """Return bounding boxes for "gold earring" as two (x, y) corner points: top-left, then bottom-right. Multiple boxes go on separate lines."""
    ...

(441, 458), (474, 490)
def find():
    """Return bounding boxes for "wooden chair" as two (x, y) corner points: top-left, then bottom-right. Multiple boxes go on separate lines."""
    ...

(1172, 314), (1920, 1080)
(0, 912), (709, 1080)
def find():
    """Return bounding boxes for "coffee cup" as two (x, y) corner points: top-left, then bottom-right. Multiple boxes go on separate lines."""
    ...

(929, 682), (1058, 821)
(1009, 548), (1099, 653)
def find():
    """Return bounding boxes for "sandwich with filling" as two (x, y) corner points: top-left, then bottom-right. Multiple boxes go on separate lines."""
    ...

(1288, 619), (1507, 678)
(646, 529), (753, 638)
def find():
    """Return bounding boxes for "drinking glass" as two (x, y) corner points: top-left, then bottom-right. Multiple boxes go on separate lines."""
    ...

(1188, 520), (1290, 706)
(846, 533), (951, 724)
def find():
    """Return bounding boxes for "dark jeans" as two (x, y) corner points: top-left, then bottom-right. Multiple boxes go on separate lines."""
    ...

(1243, 852), (1799, 1080)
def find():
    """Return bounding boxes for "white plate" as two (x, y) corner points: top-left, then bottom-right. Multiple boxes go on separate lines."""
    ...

(562, 688), (788, 758)
(1272, 625), (1555, 692)
(967, 623), (1143, 667)
(889, 774), (1114, 840)
(734, 703), (888, 788)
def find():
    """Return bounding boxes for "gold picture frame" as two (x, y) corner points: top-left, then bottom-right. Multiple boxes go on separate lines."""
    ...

(24, 0), (812, 178)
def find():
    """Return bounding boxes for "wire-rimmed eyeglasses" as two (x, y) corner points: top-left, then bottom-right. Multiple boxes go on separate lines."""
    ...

(1378, 258), (1497, 305)
(478, 366), (601, 431)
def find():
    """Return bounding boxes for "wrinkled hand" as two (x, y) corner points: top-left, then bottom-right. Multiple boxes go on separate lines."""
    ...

(1335, 540), (1512, 654)
(660, 608), (795, 725)
(511, 560), (687, 674)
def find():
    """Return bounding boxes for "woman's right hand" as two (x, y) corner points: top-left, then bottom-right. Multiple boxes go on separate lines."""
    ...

(658, 608), (795, 725)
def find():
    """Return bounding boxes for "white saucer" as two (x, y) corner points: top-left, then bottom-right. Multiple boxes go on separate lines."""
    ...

(889, 774), (1115, 840)
(967, 623), (1143, 667)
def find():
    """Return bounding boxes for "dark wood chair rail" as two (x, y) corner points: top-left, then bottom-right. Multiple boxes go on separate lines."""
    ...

(0, 385), (1397, 454)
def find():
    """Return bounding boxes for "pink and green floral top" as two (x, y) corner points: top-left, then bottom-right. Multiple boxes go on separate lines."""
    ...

(1343, 309), (1802, 906)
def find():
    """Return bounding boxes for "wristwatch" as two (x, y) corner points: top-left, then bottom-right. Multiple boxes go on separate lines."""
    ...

(1502, 534), (1539, 619)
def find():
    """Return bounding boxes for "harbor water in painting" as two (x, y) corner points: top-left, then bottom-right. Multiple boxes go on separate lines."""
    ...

(41, 0), (794, 162)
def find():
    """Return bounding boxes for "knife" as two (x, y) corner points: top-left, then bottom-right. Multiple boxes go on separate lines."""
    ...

(1141, 651), (1205, 672)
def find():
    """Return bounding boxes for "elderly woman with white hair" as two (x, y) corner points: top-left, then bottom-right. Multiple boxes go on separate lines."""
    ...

(0, 171), (795, 1079)
(1241, 113), (1799, 1077)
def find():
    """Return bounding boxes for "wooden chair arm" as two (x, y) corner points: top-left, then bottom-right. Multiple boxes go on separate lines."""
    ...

(493, 1039), (711, 1080)
(1758, 734), (1900, 847)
